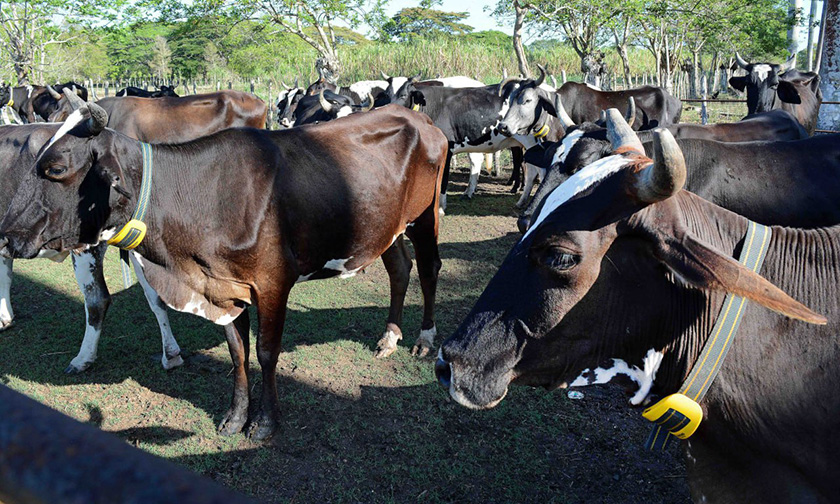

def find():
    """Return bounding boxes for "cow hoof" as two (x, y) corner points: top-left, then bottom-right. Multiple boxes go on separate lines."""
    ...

(411, 326), (437, 358)
(461, 193), (474, 200)
(218, 409), (248, 436)
(375, 328), (402, 359)
(247, 411), (277, 441)
(162, 353), (184, 370)
(438, 207), (446, 217)
(0, 320), (14, 332)
(64, 363), (88, 374)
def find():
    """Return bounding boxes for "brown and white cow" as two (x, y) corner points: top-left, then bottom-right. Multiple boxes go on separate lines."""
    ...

(0, 104), (447, 440)
(436, 111), (837, 501)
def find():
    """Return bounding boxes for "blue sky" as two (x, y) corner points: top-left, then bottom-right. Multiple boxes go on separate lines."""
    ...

(383, 1), (508, 33)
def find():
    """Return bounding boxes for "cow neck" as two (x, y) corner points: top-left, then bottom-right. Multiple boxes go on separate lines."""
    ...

(642, 200), (772, 452)
(107, 141), (153, 251)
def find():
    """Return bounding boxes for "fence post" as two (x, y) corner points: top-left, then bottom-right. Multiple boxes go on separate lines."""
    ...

(193, 81), (197, 95)
(701, 76), (709, 125)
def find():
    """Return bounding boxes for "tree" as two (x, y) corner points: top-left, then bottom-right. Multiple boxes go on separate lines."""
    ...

(149, 35), (172, 79)
(817, 0), (838, 130)
(382, 7), (472, 42)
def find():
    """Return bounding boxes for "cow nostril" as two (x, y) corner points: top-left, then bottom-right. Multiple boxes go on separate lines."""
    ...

(435, 356), (452, 389)
(516, 215), (531, 234)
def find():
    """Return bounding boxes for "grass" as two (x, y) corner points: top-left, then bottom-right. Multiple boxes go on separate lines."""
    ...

(0, 106), (739, 503)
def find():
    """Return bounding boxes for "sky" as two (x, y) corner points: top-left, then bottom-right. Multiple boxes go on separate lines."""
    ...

(383, 0), (508, 33)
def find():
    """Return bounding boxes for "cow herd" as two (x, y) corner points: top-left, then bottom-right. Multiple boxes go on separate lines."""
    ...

(0, 54), (837, 503)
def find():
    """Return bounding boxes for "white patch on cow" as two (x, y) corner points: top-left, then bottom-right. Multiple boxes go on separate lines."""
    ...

(390, 77), (408, 92)
(349, 80), (387, 98)
(43, 109), (85, 152)
(99, 227), (118, 242)
(130, 252), (182, 370)
(68, 251), (102, 372)
(523, 154), (630, 240)
(436, 76), (485, 88)
(568, 348), (663, 405)
(585, 83), (602, 91)
(323, 257), (362, 278)
(26, 85), (33, 98)
(335, 106), (354, 119)
(753, 64), (772, 82)
(178, 292), (229, 325)
(0, 257), (13, 328)
(552, 129), (586, 166)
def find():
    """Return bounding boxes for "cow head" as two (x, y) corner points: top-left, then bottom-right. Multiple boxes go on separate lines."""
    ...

(0, 103), (133, 260)
(276, 81), (304, 128)
(155, 85), (179, 98)
(728, 53), (798, 114)
(383, 75), (422, 109)
(435, 109), (825, 410)
(497, 64), (570, 137)
(0, 84), (10, 106)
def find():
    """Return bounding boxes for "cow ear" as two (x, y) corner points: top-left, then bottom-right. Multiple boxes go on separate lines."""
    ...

(410, 90), (426, 107)
(538, 93), (558, 117)
(776, 80), (802, 104)
(729, 76), (747, 92)
(92, 149), (132, 199)
(655, 232), (826, 325)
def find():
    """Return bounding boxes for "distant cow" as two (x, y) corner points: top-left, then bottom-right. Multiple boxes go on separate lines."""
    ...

(291, 89), (374, 126)
(0, 104), (447, 441)
(555, 81), (681, 129)
(436, 113), (836, 502)
(729, 53), (822, 135)
(17, 82), (87, 123)
(116, 85), (180, 98)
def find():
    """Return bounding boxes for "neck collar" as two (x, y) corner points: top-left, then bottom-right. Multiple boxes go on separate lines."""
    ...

(107, 142), (153, 250)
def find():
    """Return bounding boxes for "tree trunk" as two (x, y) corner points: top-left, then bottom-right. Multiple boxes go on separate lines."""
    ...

(816, 0), (829, 71)
(789, 0), (805, 59)
(817, 0), (839, 131)
(513, 0), (530, 78)
(806, 0), (820, 70)
(617, 43), (631, 87)
(689, 49), (701, 98)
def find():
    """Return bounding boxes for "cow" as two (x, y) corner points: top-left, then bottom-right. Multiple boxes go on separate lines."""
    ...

(0, 103), (448, 441)
(291, 89), (374, 126)
(305, 75), (389, 105)
(728, 53), (822, 135)
(555, 80), (681, 129)
(49, 90), (268, 138)
(517, 108), (811, 233)
(116, 85), (180, 98)
(275, 81), (304, 128)
(435, 112), (837, 501)
(18, 82), (87, 123)
(0, 85), (24, 125)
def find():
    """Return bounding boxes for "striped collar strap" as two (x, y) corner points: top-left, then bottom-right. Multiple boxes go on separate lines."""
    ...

(107, 141), (153, 250)
(644, 220), (772, 451)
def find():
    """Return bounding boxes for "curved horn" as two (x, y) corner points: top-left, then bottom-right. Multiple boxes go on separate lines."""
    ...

(635, 128), (686, 203)
(779, 54), (796, 72)
(62, 87), (86, 111)
(47, 85), (62, 100)
(318, 89), (334, 113)
(553, 93), (575, 129)
(85, 102), (109, 135)
(381, 70), (390, 80)
(280, 80), (289, 89)
(535, 64), (546, 87)
(363, 91), (374, 112)
(498, 77), (517, 97)
(625, 96), (636, 128)
(605, 108), (644, 154)
(734, 52), (750, 69)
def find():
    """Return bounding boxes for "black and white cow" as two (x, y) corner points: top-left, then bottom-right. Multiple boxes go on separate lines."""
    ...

(292, 89), (374, 126)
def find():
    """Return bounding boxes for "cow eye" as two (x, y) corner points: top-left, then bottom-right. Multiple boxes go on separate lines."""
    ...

(45, 165), (67, 177)
(544, 249), (580, 271)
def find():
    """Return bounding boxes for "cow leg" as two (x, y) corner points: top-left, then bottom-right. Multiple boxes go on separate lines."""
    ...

(463, 152), (483, 199)
(219, 310), (251, 436)
(129, 253), (183, 370)
(66, 245), (111, 374)
(0, 257), (13, 331)
(515, 164), (545, 209)
(440, 150), (452, 215)
(484, 153), (494, 176)
(249, 288), (291, 441)
(406, 207), (441, 358)
(509, 147), (524, 193)
(374, 237), (412, 359)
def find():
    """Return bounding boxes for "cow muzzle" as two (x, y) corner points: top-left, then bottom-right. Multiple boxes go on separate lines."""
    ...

(435, 348), (509, 410)
(435, 351), (452, 389)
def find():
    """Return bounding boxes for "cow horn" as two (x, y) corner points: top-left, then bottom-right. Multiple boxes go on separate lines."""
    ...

(363, 91), (374, 112)
(535, 64), (546, 87)
(502, 68), (508, 78)
(85, 102), (109, 135)
(281, 80), (289, 89)
(550, 74), (558, 90)
(779, 54), (796, 72)
(318, 89), (333, 113)
(635, 128), (686, 203)
(62, 87), (86, 111)
(498, 77), (517, 97)
(47, 85), (62, 100)
(381, 71), (390, 80)
(605, 108), (644, 154)
(734, 52), (750, 70)
(294, 77), (299, 88)
(73, 85), (82, 97)
(553, 93), (575, 129)
(625, 96), (636, 128)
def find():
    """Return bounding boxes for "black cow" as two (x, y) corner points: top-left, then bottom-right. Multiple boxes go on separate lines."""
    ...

(116, 85), (180, 98)
(555, 80), (681, 129)
(291, 89), (374, 126)
(0, 103), (448, 441)
(275, 82), (304, 128)
(436, 114), (836, 501)
(517, 109), (811, 232)
(18, 82), (87, 123)
(729, 53), (822, 135)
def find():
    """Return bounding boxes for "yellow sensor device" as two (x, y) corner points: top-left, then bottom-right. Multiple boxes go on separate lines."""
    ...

(642, 393), (703, 440)
(107, 219), (147, 250)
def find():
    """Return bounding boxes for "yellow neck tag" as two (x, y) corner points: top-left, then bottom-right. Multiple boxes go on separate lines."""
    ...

(106, 219), (147, 250)
(642, 393), (703, 440)
(412, 103), (420, 111)
(534, 124), (550, 139)
(7, 98), (13, 107)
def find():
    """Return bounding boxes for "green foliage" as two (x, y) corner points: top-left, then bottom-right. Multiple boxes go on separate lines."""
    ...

(382, 7), (473, 42)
